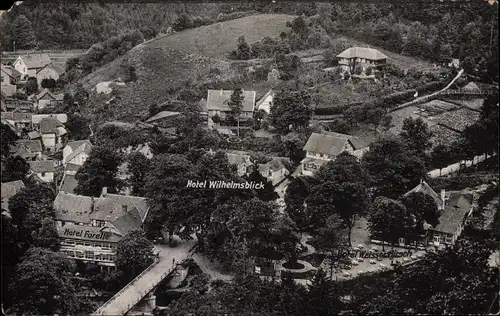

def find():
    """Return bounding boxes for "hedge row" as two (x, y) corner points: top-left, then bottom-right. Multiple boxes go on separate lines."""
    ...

(426, 173), (499, 191)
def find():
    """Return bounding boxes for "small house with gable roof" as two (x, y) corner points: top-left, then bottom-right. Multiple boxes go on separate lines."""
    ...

(13, 53), (52, 79)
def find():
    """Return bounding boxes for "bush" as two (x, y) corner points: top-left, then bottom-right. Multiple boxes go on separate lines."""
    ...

(12, 91), (27, 100)
(426, 173), (499, 191)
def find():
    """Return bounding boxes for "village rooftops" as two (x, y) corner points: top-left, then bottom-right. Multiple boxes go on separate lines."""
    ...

(35, 88), (64, 101)
(258, 158), (288, 174)
(145, 111), (181, 123)
(1, 180), (25, 211)
(37, 62), (65, 76)
(206, 89), (256, 112)
(226, 151), (253, 166)
(32, 113), (67, 125)
(1, 112), (33, 122)
(303, 131), (368, 156)
(336, 47), (388, 61)
(17, 53), (52, 69)
(29, 160), (56, 173)
(10, 139), (43, 153)
(39, 117), (64, 134)
(92, 187), (149, 223)
(54, 191), (94, 224)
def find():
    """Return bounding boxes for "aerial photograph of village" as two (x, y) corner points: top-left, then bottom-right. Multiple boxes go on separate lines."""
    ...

(0, 0), (498, 315)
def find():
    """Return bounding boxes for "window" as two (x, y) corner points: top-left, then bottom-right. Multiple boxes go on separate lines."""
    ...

(41, 172), (46, 177)
(76, 252), (84, 258)
(433, 235), (440, 243)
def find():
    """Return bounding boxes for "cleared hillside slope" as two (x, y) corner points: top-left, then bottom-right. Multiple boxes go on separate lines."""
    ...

(80, 14), (295, 123)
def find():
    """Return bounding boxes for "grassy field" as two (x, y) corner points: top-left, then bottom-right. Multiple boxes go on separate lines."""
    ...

(79, 14), (295, 122)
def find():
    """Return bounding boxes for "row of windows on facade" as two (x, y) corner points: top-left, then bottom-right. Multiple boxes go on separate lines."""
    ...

(61, 250), (116, 262)
(60, 220), (106, 227)
(61, 239), (116, 249)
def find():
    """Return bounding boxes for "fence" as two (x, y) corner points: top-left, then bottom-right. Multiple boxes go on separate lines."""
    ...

(426, 153), (495, 178)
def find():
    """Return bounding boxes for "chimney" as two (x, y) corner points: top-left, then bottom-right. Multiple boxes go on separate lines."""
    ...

(220, 89), (223, 95)
(440, 189), (446, 210)
(102, 187), (108, 197)
(90, 197), (95, 212)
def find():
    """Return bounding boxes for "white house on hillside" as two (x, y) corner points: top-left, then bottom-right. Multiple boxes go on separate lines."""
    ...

(336, 47), (388, 74)
(14, 54), (52, 80)
(29, 160), (56, 183)
(35, 62), (65, 86)
(300, 131), (369, 176)
(63, 140), (92, 166)
(255, 89), (274, 115)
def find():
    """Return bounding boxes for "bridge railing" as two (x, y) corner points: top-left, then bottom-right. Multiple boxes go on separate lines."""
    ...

(92, 257), (161, 316)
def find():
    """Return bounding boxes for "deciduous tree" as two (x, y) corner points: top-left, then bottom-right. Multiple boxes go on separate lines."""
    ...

(11, 15), (36, 49)
(400, 117), (434, 156)
(74, 146), (124, 197)
(127, 152), (150, 196)
(116, 229), (154, 280)
(269, 89), (313, 134)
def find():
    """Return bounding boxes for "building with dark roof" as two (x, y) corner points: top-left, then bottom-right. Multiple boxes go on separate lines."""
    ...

(300, 131), (369, 176)
(405, 181), (474, 247)
(54, 188), (150, 267)
(29, 160), (55, 182)
(258, 157), (290, 186)
(9, 139), (43, 161)
(13, 54), (52, 79)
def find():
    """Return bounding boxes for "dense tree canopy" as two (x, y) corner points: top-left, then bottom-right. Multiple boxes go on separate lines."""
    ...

(74, 146), (124, 197)
(9, 248), (81, 315)
(362, 138), (427, 199)
(269, 89), (313, 134)
(116, 229), (154, 281)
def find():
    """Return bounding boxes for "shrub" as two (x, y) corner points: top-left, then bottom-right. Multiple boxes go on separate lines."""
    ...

(426, 173), (499, 191)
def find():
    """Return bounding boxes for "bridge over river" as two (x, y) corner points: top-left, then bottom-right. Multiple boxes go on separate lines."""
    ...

(92, 236), (197, 316)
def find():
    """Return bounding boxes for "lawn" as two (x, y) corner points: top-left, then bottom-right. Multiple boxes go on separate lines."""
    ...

(78, 14), (296, 123)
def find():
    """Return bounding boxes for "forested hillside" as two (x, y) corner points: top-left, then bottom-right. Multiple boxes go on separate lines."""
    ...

(0, 2), (230, 50)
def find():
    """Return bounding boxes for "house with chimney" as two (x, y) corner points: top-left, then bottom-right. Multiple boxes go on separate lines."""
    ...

(54, 188), (150, 269)
(38, 117), (68, 152)
(206, 89), (256, 128)
(13, 53), (52, 80)
(403, 181), (474, 247)
(1, 112), (33, 135)
(336, 47), (388, 74)
(300, 131), (369, 176)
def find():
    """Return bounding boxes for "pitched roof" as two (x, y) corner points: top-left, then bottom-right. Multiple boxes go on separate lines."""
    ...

(93, 193), (149, 223)
(404, 181), (443, 207)
(32, 113), (67, 125)
(206, 89), (256, 112)
(255, 89), (274, 112)
(41, 62), (65, 76)
(67, 139), (92, 151)
(226, 152), (253, 166)
(1, 180), (25, 211)
(303, 132), (367, 155)
(65, 142), (92, 164)
(59, 174), (78, 194)
(258, 158), (287, 174)
(432, 191), (473, 234)
(19, 54), (51, 69)
(36, 88), (57, 101)
(11, 139), (42, 153)
(39, 117), (62, 134)
(29, 160), (55, 173)
(1, 64), (21, 79)
(145, 111), (181, 123)
(462, 82), (481, 92)
(28, 131), (41, 139)
(110, 208), (143, 236)
(65, 163), (81, 174)
(336, 47), (388, 61)
(1, 112), (33, 122)
(54, 191), (93, 224)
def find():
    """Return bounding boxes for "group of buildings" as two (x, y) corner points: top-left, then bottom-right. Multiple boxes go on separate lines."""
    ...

(1, 53), (65, 111)
(0, 47), (472, 271)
